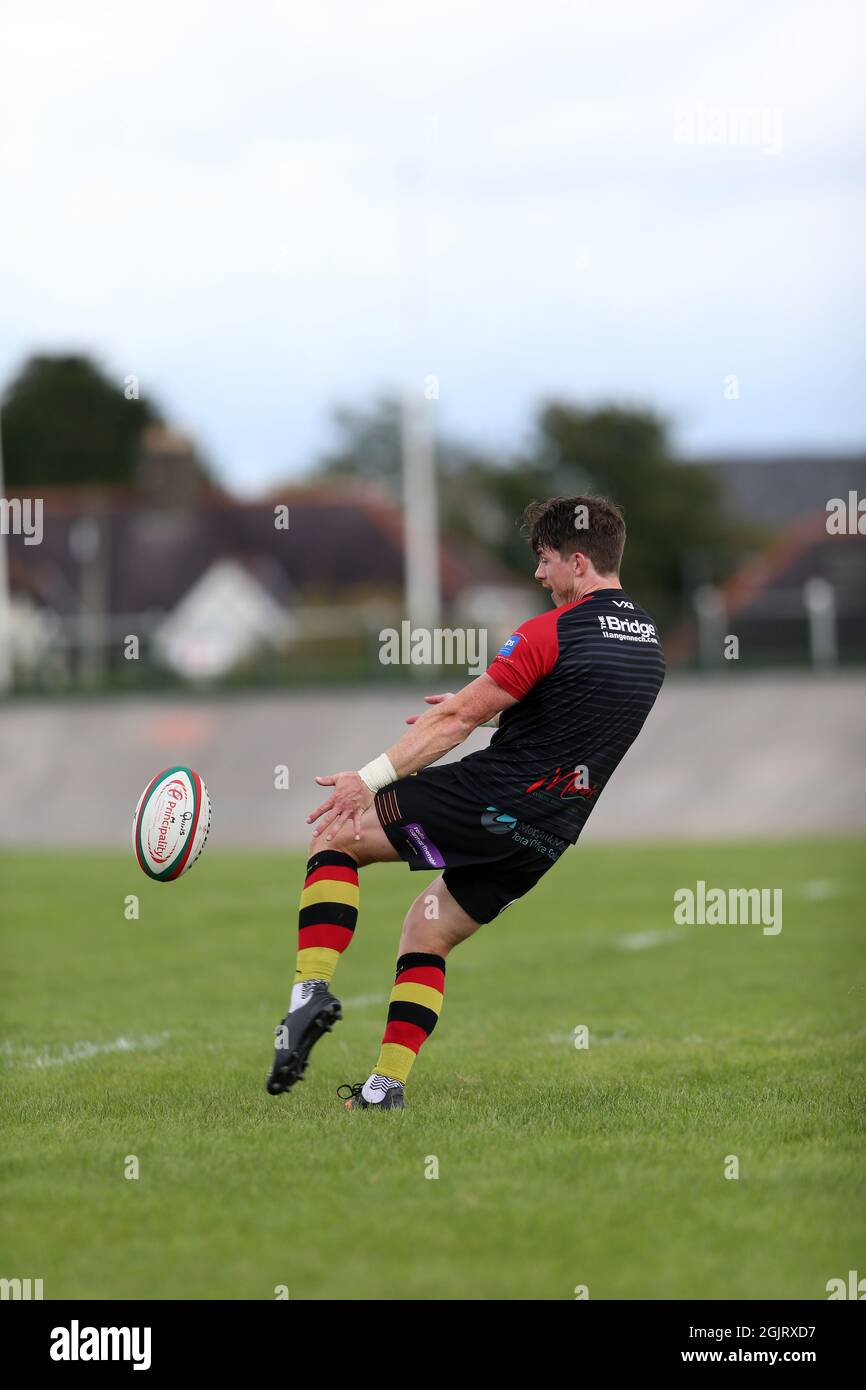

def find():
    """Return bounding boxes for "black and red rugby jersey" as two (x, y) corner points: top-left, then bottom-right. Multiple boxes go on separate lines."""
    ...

(451, 588), (665, 843)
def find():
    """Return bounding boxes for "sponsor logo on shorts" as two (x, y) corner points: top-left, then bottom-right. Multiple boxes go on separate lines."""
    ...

(481, 806), (517, 835)
(402, 822), (446, 868)
(512, 821), (568, 861)
(525, 767), (599, 801)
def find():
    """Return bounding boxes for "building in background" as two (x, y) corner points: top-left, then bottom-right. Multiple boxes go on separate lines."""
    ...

(673, 454), (866, 668)
(4, 445), (865, 690)
(3, 462), (528, 690)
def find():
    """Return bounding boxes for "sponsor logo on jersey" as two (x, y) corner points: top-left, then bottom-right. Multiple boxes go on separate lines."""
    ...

(598, 614), (657, 640)
(496, 633), (522, 658)
(612, 599), (634, 609)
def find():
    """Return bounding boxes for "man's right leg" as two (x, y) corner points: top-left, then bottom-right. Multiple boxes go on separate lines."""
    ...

(342, 875), (482, 1109)
(266, 804), (399, 1096)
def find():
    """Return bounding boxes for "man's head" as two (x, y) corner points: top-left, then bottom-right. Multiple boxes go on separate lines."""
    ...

(521, 495), (625, 606)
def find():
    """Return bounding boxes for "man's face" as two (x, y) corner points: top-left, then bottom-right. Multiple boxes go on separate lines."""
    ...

(533, 545), (579, 605)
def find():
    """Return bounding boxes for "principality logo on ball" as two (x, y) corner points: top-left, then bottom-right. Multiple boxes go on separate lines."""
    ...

(132, 765), (212, 881)
(481, 806), (517, 835)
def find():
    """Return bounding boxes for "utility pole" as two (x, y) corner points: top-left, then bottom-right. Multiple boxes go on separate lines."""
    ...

(401, 388), (439, 633)
(804, 577), (838, 668)
(398, 157), (440, 644)
(0, 409), (12, 693)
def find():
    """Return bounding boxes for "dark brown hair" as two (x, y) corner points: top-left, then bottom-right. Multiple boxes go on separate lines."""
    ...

(520, 495), (626, 576)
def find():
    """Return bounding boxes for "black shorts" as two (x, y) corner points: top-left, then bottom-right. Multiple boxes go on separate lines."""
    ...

(374, 762), (569, 924)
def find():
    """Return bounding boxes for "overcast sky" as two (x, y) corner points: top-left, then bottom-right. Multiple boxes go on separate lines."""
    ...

(0, 0), (863, 494)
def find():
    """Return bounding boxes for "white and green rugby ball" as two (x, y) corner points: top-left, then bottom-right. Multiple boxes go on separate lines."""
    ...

(133, 766), (212, 881)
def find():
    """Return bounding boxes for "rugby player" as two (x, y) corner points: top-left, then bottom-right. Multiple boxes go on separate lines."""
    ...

(266, 495), (665, 1110)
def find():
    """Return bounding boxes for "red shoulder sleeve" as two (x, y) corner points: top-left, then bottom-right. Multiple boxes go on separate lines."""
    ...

(486, 608), (561, 699)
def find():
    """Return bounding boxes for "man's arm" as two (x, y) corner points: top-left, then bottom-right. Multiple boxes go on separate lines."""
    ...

(404, 691), (501, 730)
(384, 675), (516, 778)
(308, 675), (518, 841)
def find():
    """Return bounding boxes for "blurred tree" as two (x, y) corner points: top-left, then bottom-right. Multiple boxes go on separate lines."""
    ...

(1, 354), (161, 486)
(436, 401), (745, 625)
(312, 394), (750, 627)
(521, 401), (739, 624)
(317, 395), (403, 496)
(316, 393), (494, 489)
(315, 395), (503, 540)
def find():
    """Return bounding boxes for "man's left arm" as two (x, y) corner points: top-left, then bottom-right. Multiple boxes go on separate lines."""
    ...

(381, 676), (516, 777)
(308, 675), (518, 841)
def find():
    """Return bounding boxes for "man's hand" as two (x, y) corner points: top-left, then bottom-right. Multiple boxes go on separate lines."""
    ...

(307, 771), (373, 842)
(405, 693), (455, 725)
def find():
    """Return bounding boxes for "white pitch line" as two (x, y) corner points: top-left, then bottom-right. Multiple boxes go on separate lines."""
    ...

(340, 992), (388, 1009)
(544, 1030), (630, 1046)
(801, 879), (840, 900)
(617, 927), (687, 952)
(0, 1032), (172, 1068)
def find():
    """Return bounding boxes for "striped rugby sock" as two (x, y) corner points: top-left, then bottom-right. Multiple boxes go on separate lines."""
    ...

(374, 952), (446, 1085)
(294, 850), (359, 987)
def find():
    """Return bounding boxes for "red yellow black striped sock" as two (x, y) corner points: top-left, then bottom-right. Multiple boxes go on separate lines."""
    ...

(295, 850), (359, 986)
(374, 951), (446, 1085)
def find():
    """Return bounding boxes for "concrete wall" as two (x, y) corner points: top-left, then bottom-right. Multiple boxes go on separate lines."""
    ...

(0, 674), (863, 848)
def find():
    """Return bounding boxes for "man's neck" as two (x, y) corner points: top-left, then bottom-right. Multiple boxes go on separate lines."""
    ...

(573, 575), (622, 602)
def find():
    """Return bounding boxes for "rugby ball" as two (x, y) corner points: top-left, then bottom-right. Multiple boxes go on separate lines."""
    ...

(133, 766), (212, 881)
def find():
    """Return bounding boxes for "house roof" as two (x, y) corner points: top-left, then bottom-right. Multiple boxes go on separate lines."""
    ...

(720, 515), (865, 619)
(4, 483), (512, 616)
(665, 512), (866, 663)
(697, 454), (866, 525)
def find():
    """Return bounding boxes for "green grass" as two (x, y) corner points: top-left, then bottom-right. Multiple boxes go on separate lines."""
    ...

(1, 839), (864, 1300)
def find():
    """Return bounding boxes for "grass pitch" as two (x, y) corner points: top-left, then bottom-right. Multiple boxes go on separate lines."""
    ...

(2, 838), (864, 1300)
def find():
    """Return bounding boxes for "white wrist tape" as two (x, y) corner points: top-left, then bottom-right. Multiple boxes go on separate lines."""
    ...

(357, 753), (398, 793)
